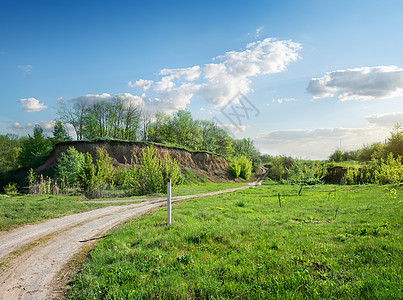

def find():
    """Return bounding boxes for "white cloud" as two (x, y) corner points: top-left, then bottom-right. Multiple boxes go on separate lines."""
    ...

(18, 64), (33, 74)
(255, 126), (390, 160)
(26, 120), (56, 132)
(160, 65), (201, 81)
(307, 65), (403, 101)
(127, 37), (302, 113)
(8, 122), (25, 130)
(128, 79), (153, 91)
(272, 97), (297, 104)
(18, 97), (48, 112)
(366, 112), (403, 128)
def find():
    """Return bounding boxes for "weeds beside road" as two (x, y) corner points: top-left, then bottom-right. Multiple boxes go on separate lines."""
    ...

(67, 182), (403, 299)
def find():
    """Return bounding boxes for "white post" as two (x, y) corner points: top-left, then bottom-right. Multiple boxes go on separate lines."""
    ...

(167, 178), (171, 225)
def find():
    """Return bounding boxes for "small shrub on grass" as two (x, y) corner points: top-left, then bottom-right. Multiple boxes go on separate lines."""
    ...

(3, 182), (18, 195)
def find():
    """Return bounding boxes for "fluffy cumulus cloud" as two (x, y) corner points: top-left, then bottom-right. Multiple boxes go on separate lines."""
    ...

(126, 38), (301, 113)
(255, 126), (390, 160)
(128, 79), (153, 91)
(307, 65), (403, 101)
(18, 97), (48, 112)
(366, 112), (403, 128)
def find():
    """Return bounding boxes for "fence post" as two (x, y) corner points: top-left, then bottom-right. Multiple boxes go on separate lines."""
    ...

(167, 178), (171, 225)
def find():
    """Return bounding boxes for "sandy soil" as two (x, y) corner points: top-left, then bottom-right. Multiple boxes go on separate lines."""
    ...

(0, 184), (258, 300)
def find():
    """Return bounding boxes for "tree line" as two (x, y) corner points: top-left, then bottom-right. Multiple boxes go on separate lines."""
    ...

(0, 98), (263, 179)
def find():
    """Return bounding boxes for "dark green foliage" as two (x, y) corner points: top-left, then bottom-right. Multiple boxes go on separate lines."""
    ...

(51, 121), (72, 143)
(0, 134), (22, 171)
(329, 149), (343, 162)
(18, 125), (52, 168)
(77, 149), (115, 198)
(78, 153), (96, 193)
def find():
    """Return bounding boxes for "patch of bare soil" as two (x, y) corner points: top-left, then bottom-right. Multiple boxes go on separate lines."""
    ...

(36, 141), (232, 183)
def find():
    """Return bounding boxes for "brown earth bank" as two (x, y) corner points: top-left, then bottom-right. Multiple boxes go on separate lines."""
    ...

(36, 140), (232, 183)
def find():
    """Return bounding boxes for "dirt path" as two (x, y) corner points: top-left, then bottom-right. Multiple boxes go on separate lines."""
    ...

(0, 181), (263, 299)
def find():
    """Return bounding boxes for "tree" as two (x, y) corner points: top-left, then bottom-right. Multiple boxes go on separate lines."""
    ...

(57, 146), (85, 186)
(18, 125), (52, 168)
(287, 159), (325, 195)
(0, 134), (22, 171)
(385, 123), (403, 159)
(329, 149), (343, 162)
(232, 138), (261, 166)
(52, 121), (72, 143)
(58, 99), (88, 140)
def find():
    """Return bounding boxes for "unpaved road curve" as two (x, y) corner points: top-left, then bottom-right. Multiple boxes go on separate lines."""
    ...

(0, 184), (259, 300)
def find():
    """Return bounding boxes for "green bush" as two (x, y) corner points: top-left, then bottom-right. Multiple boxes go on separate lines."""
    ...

(3, 182), (18, 195)
(238, 156), (252, 181)
(231, 156), (252, 181)
(57, 146), (85, 187)
(78, 152), (95, 194)
(230, 159), (241, 178)
(127, 146), (182, 195)
(161, 154), (182, 190)
(373, 153), (403, 184)
(341, 164), (361, 185)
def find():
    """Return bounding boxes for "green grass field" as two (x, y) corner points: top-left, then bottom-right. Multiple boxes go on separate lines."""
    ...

(66, 182), (403, 299)
(0, 182), (246, 231)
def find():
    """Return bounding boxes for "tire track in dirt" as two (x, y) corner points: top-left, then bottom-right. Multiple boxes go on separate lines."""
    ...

(0, 183), (261, 300)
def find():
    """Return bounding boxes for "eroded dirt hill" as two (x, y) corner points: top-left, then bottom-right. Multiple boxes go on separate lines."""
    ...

(36, 141), (231, 182)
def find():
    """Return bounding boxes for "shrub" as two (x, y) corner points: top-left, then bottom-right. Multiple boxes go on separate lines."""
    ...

(230, 159), (241, 178)
(127, 146), (182, 195)
(57, 146), (85, 187)
(135, 146), (164, 195)
(78, 153), (95, 194)
(238, 156), (252, 181)
(3, 182), (18, 195)
(373, 153), (403, 184)
(231, 156), (252, 181)
(161, 155), (182, 189)
(341, 164), (361, 185)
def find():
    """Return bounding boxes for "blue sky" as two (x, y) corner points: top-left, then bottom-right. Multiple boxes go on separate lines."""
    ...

(1, 0), (403, 159)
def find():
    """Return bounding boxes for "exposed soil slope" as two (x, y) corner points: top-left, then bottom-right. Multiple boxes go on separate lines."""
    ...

(36, 141), (231, 182)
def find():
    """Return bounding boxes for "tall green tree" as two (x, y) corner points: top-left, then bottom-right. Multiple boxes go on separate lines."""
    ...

(51, 121), (72, 144)
(18, 125), (52, 168)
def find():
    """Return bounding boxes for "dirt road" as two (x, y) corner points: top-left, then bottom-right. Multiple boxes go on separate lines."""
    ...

(0, 184), (256, 299)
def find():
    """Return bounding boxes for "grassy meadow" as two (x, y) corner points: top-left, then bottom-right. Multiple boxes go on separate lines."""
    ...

(0, 182), (246, 231)
(66, 182), (402, 299)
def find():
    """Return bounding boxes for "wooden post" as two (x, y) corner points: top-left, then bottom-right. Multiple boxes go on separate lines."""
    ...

(167, 178), (171, 225)
(278, 193), (281, 207)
